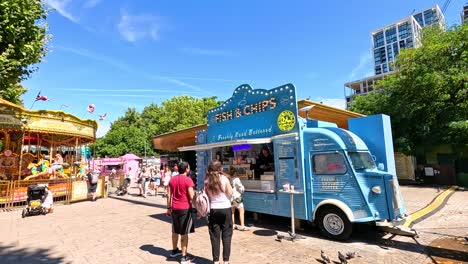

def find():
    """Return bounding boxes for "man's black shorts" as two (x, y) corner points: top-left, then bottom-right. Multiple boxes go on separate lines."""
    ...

(171, 209), (195, 235)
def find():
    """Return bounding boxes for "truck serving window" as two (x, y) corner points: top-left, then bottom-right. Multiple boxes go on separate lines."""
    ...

(312, 153), (347, 175)
(348, 151), (376, 170)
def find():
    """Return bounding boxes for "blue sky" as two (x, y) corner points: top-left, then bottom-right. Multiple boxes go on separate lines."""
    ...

(22, 0), (465, 137)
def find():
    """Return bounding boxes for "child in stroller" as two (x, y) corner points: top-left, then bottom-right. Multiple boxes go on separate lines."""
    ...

(22, 184), (53, 218)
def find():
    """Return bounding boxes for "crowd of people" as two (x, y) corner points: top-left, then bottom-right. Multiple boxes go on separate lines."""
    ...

(163, 160), (248, 264)
(85, 158), (250, 264)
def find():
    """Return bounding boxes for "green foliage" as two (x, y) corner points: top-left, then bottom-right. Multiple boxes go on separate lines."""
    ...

(94, 95), (219, 157)
(350, 24), (468, 154)
(0, 0), (49, 104)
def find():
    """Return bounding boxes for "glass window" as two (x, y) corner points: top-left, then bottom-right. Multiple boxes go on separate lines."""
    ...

(399, 40), (406, 49)
(406, 38), (413, 48)
(313, 153), (347, 175)
(383, 63), (388, 73)
(398, 22), (410, 39)
(414, 13), (424, 26)
(387, 45), (393, 60)
(375, 65), (382, 75)
(424, 9), (435, 25)
(348, 152), (376, 170)
(385, 26), (397, 43)
(373, 31), (384, 48)
(393, 42), (399, 57)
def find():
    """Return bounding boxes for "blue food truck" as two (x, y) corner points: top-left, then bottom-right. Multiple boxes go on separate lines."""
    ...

(179, 84), (414, 240)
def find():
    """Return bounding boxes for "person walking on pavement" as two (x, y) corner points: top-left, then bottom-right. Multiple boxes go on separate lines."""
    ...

(167, 162), (195, 264)
(205, 161), (233, 264)
(137, 167), (147, 197)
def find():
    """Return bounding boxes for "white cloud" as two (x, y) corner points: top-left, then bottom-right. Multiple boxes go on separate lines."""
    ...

(44, 0), (78, 23)
(348, 53), (372, 80)
(118, 10), (163, 42)
(83, 0), (102, 8)
(180, 47), (236, 57)
(57, 46), (207, 93)
(315, 98), (347, 110)
(96, 121), (111, 138)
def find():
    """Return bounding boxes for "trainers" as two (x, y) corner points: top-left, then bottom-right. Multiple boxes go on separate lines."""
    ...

(180, 254), (195, 264)
(170, 248), (182, 257)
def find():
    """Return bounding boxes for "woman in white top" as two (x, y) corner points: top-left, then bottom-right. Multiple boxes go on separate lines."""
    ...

(228, 166), (249, 231)
(205, 161), (233, 264)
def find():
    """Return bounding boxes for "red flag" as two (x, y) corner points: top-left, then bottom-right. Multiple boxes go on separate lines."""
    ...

(35, 91), (49, 101)
(99, 113), (107, 121)
(87, 104), (95, 113)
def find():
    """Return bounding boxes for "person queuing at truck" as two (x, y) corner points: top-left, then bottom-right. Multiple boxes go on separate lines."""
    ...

(205, 161), (233, 264)
(228, 166), (249, 231)
(255, 146), (274, 179)
(167, 162), (195, 264)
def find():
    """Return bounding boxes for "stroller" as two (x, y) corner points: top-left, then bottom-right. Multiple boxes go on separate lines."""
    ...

(116, 178), (131, 196)
(22, 184), (49, 218)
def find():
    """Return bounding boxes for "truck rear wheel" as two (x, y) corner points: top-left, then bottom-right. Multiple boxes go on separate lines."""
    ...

(316, 206), (352, 241)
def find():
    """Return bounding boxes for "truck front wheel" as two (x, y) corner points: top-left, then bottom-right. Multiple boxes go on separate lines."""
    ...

(316, 206), (352, 241)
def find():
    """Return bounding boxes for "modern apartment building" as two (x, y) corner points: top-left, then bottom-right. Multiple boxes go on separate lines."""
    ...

(462, 4), (468, 23)
(345, 5), (445, 106)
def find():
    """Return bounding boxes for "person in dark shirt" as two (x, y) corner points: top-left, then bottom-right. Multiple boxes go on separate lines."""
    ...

(255, 146), (274, 179)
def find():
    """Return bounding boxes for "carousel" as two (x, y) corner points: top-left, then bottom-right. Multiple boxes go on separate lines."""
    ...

(0, 98), (99, 207)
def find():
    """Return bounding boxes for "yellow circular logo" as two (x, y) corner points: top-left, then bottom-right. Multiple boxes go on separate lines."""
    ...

(277, 110), (295, 131)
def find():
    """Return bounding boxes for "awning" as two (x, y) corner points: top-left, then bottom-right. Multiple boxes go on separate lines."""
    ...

(178, 137), (272, 152)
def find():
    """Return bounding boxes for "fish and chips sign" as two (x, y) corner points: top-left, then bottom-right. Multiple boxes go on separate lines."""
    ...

(207, 84), (299, 143)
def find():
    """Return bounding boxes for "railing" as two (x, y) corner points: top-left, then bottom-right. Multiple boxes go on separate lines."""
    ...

(0, 180), (13, 209)
(0, 177), (108, 210)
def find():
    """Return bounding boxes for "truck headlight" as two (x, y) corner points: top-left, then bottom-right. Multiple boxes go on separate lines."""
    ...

(372, 186), (382, 194)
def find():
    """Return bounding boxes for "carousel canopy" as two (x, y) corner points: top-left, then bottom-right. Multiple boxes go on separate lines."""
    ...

(0, 98), (98, 143)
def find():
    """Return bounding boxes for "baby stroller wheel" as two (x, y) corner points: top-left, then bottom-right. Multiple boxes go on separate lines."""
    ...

(22, 209), (27, 218)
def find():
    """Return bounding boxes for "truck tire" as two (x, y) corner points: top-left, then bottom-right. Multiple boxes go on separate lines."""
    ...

(316, 206), (352, 241)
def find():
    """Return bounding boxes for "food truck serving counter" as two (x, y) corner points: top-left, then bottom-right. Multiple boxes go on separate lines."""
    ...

(179, 84), (415, 240)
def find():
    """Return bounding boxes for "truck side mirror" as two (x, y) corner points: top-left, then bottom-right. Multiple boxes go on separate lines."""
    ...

(377, 163), (385, 171)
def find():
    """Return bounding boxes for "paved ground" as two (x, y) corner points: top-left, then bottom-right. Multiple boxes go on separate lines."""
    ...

(0, 185), (466, 264)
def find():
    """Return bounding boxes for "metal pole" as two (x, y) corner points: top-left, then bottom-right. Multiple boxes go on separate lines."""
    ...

(18, 131), (25, 180)
(290, 192), (295, 236)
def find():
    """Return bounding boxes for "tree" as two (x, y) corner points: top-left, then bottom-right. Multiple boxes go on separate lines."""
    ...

(350, 24), (468, 155)
(94, 95), (219, 157)
(0, 0), (49, 104)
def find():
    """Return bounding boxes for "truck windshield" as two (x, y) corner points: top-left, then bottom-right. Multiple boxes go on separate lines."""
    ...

(348, 152), (376, 170)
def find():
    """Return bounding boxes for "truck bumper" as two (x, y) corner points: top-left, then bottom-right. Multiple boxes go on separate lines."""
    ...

(375, 219), (419, 237)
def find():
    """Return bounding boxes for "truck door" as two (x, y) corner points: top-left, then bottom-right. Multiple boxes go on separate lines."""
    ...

(310, 151), (352, 206)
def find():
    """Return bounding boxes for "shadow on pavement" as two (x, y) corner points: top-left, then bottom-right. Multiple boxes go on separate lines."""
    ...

(109, 195), (166, 209)
(149, 213), (208, 228)
(0, 245), (68, 264)
(140, 244), (212, 264)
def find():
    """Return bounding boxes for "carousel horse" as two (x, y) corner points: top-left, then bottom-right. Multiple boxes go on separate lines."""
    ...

(23, 159), (68, 180)
(23, 161), (50, 180)
(76, 162), (86, 179)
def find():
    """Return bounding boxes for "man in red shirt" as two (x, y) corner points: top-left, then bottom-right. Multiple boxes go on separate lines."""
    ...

(167, 162), (195, 264)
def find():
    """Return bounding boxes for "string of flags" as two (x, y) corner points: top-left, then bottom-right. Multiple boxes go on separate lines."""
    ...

(30, 91), (107, 121)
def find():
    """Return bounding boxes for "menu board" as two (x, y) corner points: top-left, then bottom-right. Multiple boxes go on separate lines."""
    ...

(273, 136), (301, 188)
(276, 139), (296, 158)
(278, 159), (296, 181)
